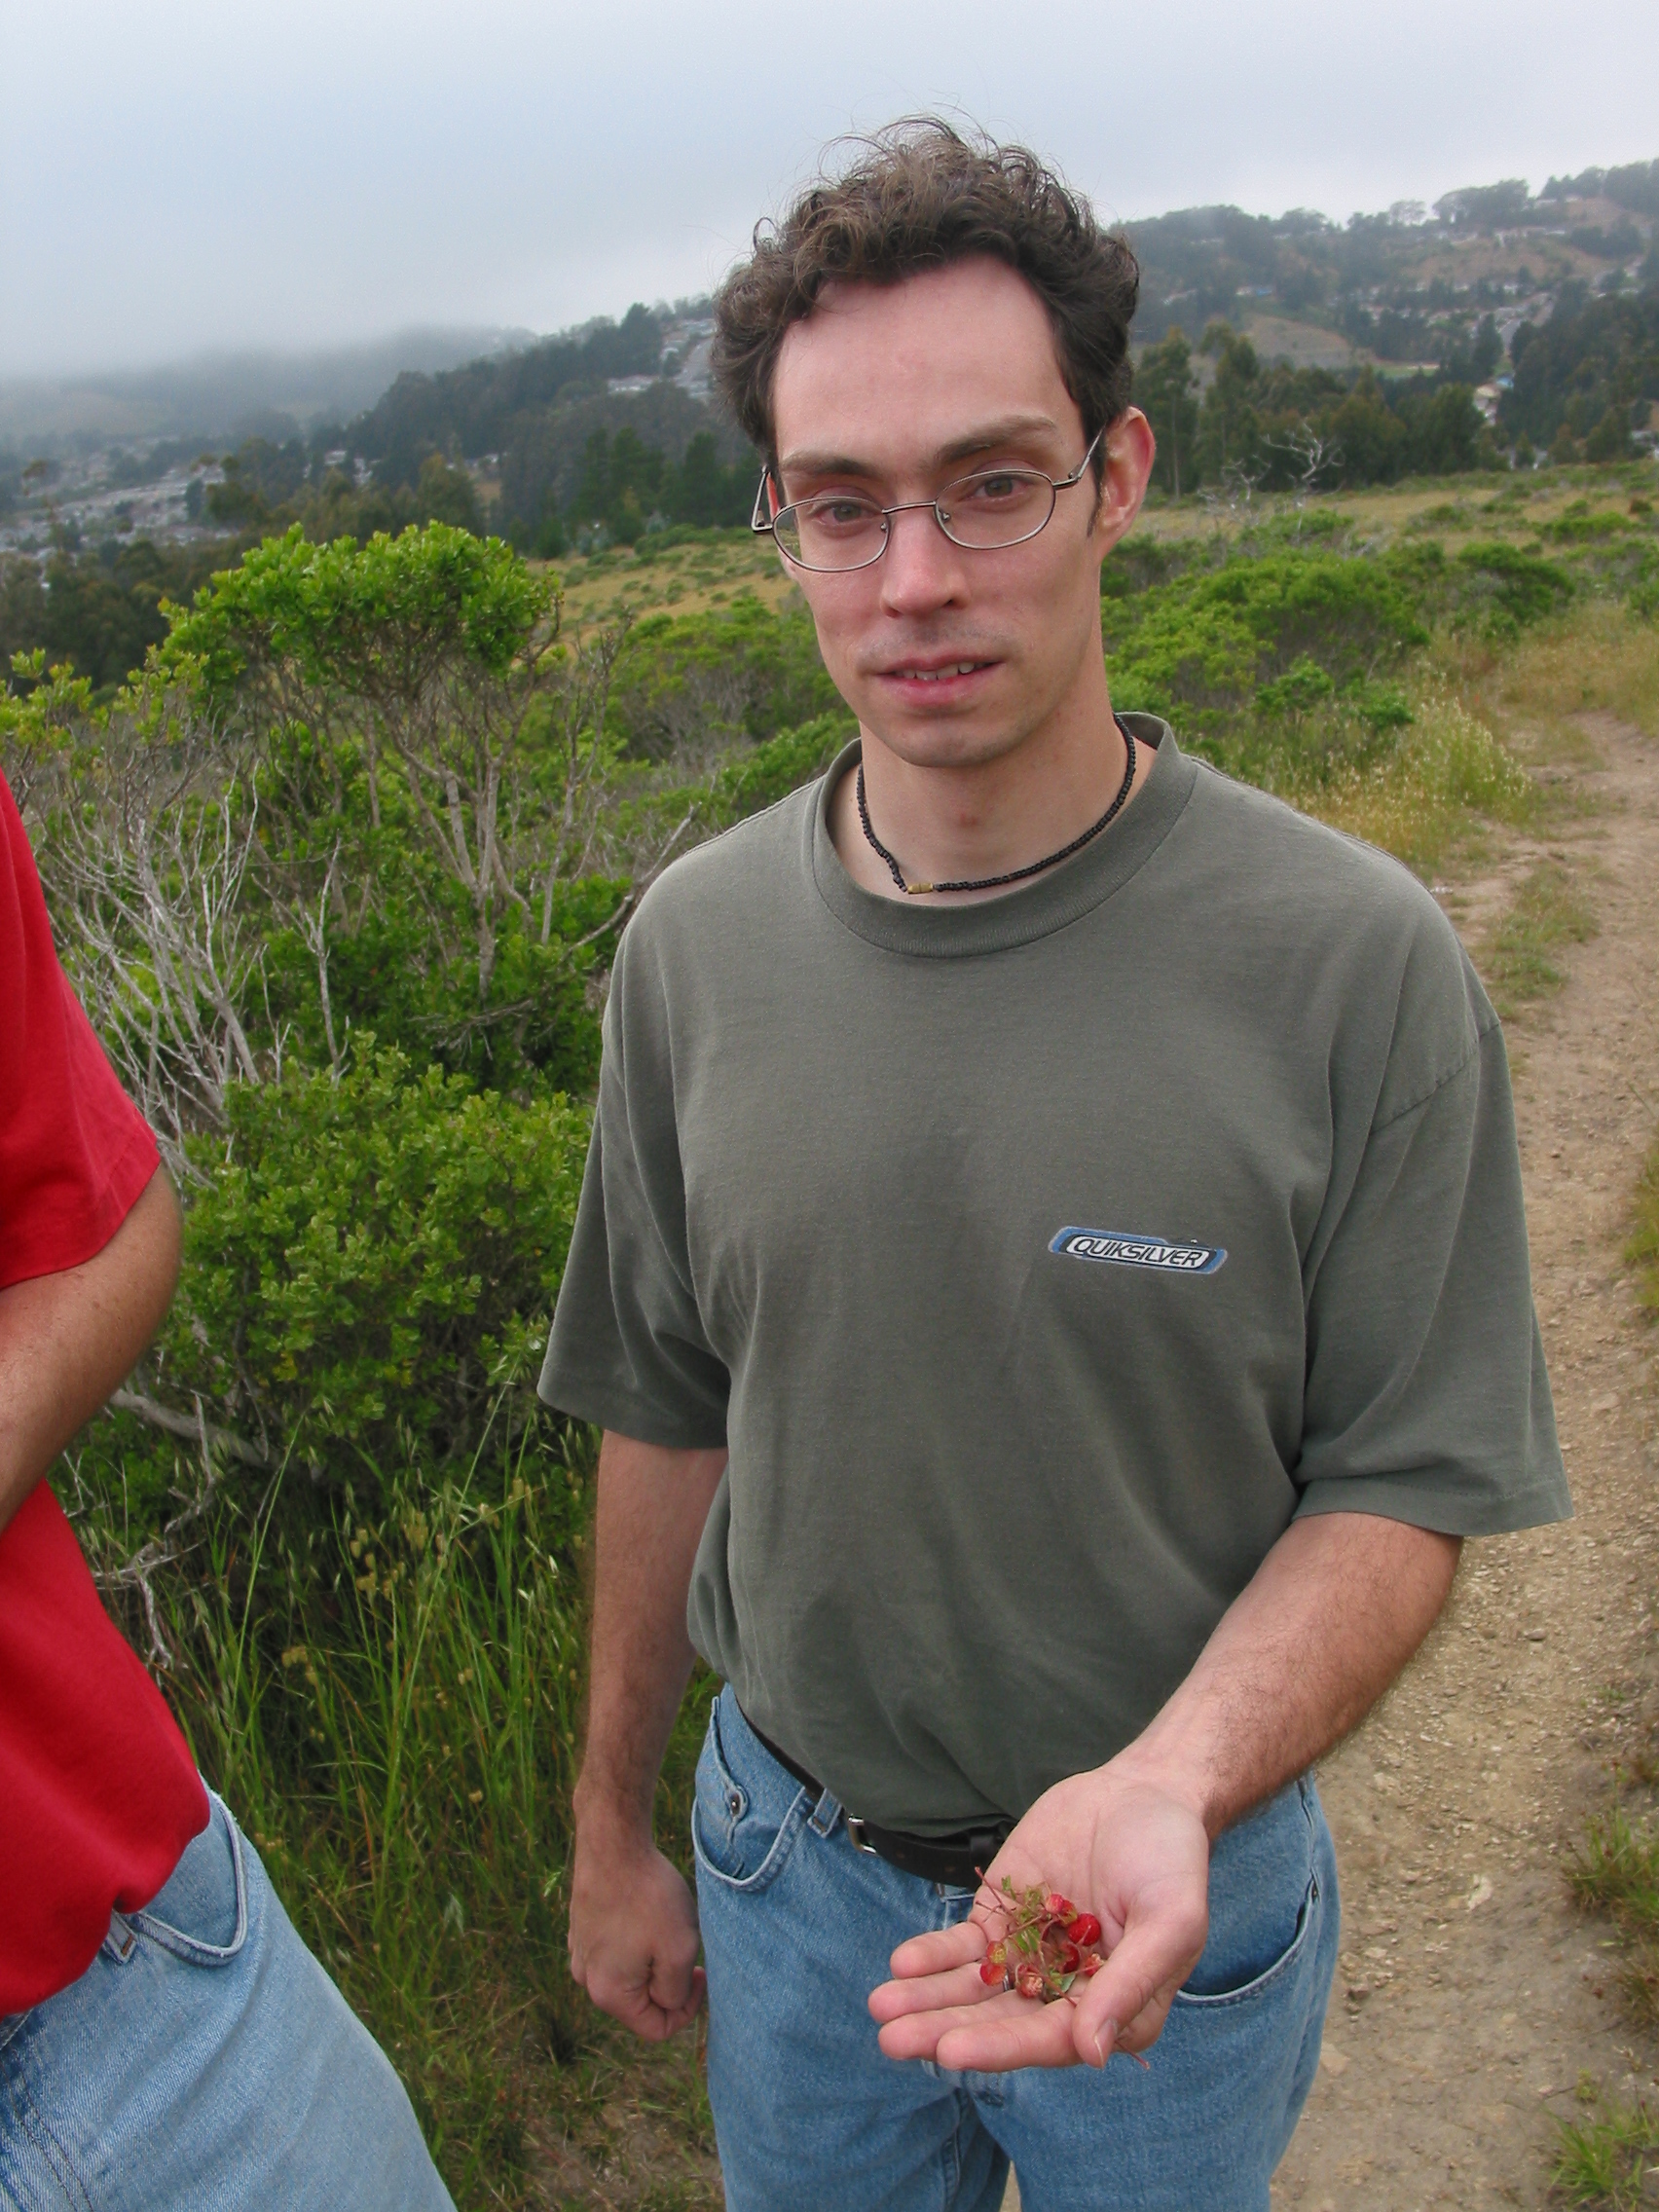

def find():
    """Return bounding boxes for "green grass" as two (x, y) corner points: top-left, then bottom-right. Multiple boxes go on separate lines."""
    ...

(1561, 1758), (1659, 2198)
(1555, 1108), (1659, 2207)
(1480, 858), (1599, 1019)
(1568, 1807), (1659, 2030)
(76, 1410), (713, 2210)
(1268, 678), (1535, 874)
(1553, 2091), (1659, 2210)
(1629, 1137), (1659, 1326)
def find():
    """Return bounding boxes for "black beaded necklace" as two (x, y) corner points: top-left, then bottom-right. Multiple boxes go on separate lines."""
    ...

(855, 714), (1138, 898)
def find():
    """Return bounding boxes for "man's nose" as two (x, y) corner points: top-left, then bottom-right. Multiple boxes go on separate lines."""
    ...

(878, 504), (968, 615)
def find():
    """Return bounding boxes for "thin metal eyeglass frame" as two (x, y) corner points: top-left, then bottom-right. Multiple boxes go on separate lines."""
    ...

(750, 425), (1108, 573)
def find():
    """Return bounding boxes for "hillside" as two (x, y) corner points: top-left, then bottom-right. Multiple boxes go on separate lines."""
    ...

(2, 157), (1656, 663)
(1132, 159), (1659, 365)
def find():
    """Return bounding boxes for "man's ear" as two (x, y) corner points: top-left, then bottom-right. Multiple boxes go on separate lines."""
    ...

(1091, 408), (1156, 564)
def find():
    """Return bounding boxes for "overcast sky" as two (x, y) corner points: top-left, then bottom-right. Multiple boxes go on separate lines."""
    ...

(3, 0), (1655, 378)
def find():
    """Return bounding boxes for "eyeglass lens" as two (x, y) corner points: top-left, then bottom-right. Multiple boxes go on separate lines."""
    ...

(775, 468), (1058, 571)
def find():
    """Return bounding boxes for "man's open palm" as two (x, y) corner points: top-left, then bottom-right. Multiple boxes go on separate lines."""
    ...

(867, 1771), (1211, 2072)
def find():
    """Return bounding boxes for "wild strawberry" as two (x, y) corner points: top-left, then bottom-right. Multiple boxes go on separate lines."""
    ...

(979, 1958), (1005, 1984)
(1043, 1892), (1073, 1920)
(1014, 1965), (1046, 2001)
(1063, 1912), (1103, 1949)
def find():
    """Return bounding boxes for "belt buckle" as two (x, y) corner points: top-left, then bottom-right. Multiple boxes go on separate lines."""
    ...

(846, 1815), (879, 1856)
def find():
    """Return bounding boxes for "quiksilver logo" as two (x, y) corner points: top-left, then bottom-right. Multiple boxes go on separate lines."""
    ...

(1051, 1227), (1227, 1276)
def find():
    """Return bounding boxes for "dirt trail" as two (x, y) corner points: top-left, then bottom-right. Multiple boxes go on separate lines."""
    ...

(1270, 711), (1659, 2210)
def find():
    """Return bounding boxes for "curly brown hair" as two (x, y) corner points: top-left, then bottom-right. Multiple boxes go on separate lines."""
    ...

(712, 119), (1140, 483)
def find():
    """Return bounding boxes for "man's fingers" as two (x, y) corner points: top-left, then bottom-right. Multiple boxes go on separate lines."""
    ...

(878, 1990), (1082, 2071)
(868, 1959), (991, 2022)
(936, 2001), (1082, 2073)
(646, 1939), (705, 2015)
(578, 1941), (706, 2043)
(649, 1960), (708, 2030)
(1069, 1917), (1196, 2065)
(885, 1921), (986, 1980)
(637, 1965), (707, 2042)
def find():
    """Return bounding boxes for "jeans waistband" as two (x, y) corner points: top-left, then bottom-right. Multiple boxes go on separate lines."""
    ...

(737, 1703), (1013, 1890)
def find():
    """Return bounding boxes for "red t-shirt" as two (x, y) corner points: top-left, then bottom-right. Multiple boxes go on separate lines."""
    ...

(0, 770), (208, 2015)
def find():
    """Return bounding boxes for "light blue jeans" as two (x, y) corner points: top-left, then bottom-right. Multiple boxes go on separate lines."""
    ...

(693, 1691), (1340, 2212)
(0, 1793), (454, 2211)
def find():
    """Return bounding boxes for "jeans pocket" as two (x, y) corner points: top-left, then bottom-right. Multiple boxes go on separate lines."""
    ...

(690, 1692), (810, 1896)
(130, 1794), (250, 1969)
(1172, 1862), (1321, 2011)
(1174, 1777), (1322, 2009)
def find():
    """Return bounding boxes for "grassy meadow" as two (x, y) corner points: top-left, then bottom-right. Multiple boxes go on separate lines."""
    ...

(6, 455), (1658, 2208)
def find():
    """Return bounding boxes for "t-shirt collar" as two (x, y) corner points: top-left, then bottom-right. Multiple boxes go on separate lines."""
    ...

(809, 713), (1198, 958)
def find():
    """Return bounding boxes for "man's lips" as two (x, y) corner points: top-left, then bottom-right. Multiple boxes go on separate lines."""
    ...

(874, 657), (1000, 690)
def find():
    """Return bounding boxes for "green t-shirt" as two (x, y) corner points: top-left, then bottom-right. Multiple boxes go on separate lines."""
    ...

(540, 719), (1569, 1832)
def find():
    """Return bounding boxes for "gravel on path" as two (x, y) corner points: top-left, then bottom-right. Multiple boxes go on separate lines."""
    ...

(1273, 710), (1659, 2210)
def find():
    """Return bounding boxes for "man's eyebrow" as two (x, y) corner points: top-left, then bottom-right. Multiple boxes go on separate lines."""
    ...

(933, 415), (1063, 466)
(779, 415), (1065, 482)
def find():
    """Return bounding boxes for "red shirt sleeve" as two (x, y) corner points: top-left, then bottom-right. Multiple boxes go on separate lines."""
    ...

(0, 771), (160, 1286)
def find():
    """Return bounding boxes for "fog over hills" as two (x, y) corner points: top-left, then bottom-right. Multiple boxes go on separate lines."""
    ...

(7, 157), (1656, 462)
(0, 329), (532, 449)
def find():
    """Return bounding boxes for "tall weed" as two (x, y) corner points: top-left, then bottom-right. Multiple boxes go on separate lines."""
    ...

(82, 1414), (596, 2206)
(1268, 682), (1533, 870)
(1443, 602), (1659, 756)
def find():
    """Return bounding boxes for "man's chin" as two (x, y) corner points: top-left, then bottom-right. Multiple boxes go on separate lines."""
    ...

(857, 711), (1033, 775)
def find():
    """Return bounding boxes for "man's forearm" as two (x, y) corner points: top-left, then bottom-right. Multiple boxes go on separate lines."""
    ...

(871, 1508), (1462, 2073)
(1118, 1508), (1461, 1835)
(573, 1429), (727, 1839)
(0, 1168), (181, 1541)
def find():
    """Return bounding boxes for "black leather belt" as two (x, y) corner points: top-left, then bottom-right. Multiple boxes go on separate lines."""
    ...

(742, 1709), (1012, 1893)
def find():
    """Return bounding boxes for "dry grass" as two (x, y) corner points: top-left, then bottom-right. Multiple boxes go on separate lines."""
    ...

(1443, 602), (1659, 765)
(1273, 680), (1533, 874)
(1479, 858), (1601, 1021)
(550, 534), (794, 630)
(1135, 468), (1650, 555)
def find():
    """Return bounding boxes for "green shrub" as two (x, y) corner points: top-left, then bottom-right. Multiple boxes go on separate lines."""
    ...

(166, 1046), (588, 1484)
(1449, 540), (1575, 632)
(608, 595), (842, 758)
(1104, 550), (1431, 724)
(710, 710), (856, 825)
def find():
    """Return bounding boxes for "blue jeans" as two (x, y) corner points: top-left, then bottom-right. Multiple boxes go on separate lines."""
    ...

(0, 1793), (454, 2211)
(693, 1691), (1339, 2212)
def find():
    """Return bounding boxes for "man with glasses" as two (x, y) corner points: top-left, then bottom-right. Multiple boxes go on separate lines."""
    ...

(543, 122), (1567, 2209)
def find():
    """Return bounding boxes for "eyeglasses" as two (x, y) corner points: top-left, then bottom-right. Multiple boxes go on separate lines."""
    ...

(751, 427), (1107, 573)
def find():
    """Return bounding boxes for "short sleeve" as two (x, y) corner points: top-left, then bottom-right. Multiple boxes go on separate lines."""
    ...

(0, 774), (160, 1290)
(538, 927), (729, 1448)
(1293, 1014), (1569, 1535)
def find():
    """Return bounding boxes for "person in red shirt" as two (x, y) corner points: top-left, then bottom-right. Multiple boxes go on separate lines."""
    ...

(0, 769), (455, 2209)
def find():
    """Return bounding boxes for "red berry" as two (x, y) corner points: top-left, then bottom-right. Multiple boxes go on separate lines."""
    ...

(1043, 1892), (1073, 1920)
(1015, 1966), (1046, 2000)
(1064, 1912), (1103, 1948)
(979, 1958), (1004, 1984)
